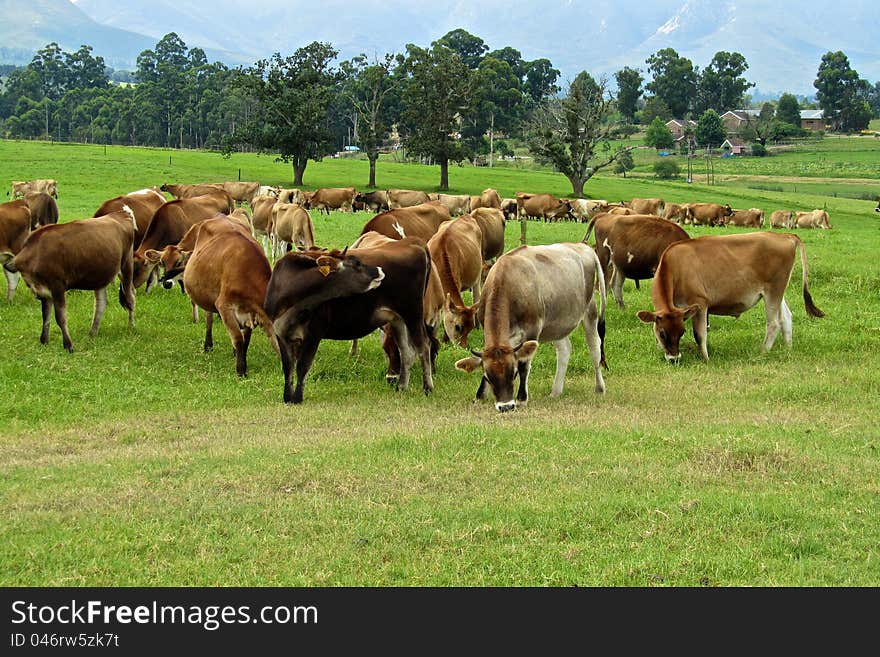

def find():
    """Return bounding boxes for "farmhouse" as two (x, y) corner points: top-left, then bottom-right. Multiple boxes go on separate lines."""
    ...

(721, 110), (760, 135)
(720, 137), (747, 155)
(665, 118), (697, 144)
(800, 109), (827, 131)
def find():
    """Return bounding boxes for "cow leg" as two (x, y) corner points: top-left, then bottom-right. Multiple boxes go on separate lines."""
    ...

(90, 286), (108, 336)
(349, 339), (359, 358)
(292, 334), (321, 404)
(203, 311), (214, 352)
(388, 319), (415, 391)
(277, 334), (298, 404)
(4, 267), (20, 301)
(582, 300), (607, 394)
(762, 298), (783, 353)
(381, 325), (401, 382)
(40, 297), (53, 344)
(191, 301), (199, 323)
(472, 274), (482, 304)
(549, 337), (572, 397)
(118, 248), (135, 328)
(610, 267), (626, 310)
(145, 267), (159, 293)
(780, 298), (793, 345)
(692, 307), (710, 361)
(52, 290), (73, 352)
(216, 304), (247, 377)
(516, 360), (531, 405)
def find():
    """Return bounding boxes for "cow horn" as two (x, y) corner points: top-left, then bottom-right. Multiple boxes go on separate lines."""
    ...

(341, 246), (348, 257)
(470, 349), (483, 358)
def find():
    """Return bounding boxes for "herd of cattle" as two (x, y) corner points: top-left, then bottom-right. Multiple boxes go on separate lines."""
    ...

(2, 178), (828, 411)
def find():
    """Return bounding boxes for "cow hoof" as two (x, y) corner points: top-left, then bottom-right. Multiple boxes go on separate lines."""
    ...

(385, 375), (399, 386)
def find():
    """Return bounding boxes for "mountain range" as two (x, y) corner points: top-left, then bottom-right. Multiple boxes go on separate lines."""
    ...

(1, 0), (878, 96)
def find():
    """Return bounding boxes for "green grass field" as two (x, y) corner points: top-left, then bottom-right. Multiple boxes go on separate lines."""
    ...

(1, 139), (879, 586)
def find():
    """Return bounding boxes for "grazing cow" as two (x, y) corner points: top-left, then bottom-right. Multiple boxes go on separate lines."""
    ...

(663, 202), (690, 224)
(388, 188), (430, 209)
(271, 203), (315, 254)
(265, 238), (433, 403)
(257, 185), (281, 198)
(637, 232), (824, 362)
(470, 207), (506, 263)
(685, 203), (733, 226)
(428, 214), (484, 347)
(305, 187), (357, 214)
(354, 190), (390, 213)
(359, 202), (451, 242)
(219, 181), (261, 208)
(625, 197), (665, 216)
(0, 200), (31, 299)
(432, 193), (471, 216)
(23, 192), (58, 228)
(251, 194), (278, 252)
(727, 208), (765, 228)
(454, 243), (607, 411)
(93, 190), (167, 249)
(469, 188), (502, 210)
(769, 210), (794, 229)
(584, 213), (690, 309)
(568, 199), (607, 223)
(6, 207), (136, 351)
(12, 179), (58, 199)
(275, 188), (303, 204)
(516, 193), (572, 222)
(500, 198), (519, 221)
(160, 183), (225, 199)
(794, 209), (832, 229)
(133, 192), (232, 289)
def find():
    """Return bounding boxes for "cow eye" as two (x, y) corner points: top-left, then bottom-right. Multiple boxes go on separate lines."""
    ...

(455, 324), (461, 332)
(658, 329), (667, 340)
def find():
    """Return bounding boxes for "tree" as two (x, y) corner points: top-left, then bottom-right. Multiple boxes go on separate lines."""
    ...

(868, 81), (880, 118)
(641, 96), (672, 125)
(695, 51), (754, 113)
(777, 93), (801, 127)
(432, 29), (487, 69)
(64, 45), (108, 90)
(613, 149), (635, 177)
(228, 42), (340, 185)
(472, 56), (523, 167)
(525, 72), (634, 197)
(614, 66), (643, 123)
(653, 159), (680, 179)
(814, 51), (872, 132)
(695, 109), (726, 148)
(340, 53), (400, 188)
(645, 48), (697, 118)
(486, 47), (527, 80)
(399, 43), (475, 190)
(523, 59), (560, 103)
(644, 116), (674, 150)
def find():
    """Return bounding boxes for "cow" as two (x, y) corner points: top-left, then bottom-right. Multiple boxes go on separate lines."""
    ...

(584, 213), (690, 310)
(275, 188), (303, 204)
(568, 199), (609, 223)
(271, 203), (315, 254)
(305, 187), (357, 214)
(93, 189), (167, 249)
(0, 200), (31, 300)
(265, 238), (433, 404)
(228, 208), (253, 231)
(220, 181), (261, 207)
(469, 188), (502, 211)
(23, 192), (58, 228)
(133, 192), (232, 290)
(5, 207), (136, 351)
(515, 193), (571, 222)
(251, 194), (278, 253)
(726, 208), (765, 228)
(500, 198), (519, 221)
(388, 189), (430, 209)
(12, 179), (58, 199)
(769, 210), (794, 229)
(257, 185), (281, 198)
(606, 205), (635, 216)
(354, 190), (390, 213)
(637, 232), (824, 362)
(470, 207), (506, 263)
(431, 193), (471, 216)
(625, 197), (665, 216)
(151, 217), (277, 377)
(359, 203), (451, 242)
(685, 203), (733, 226)
(794, 209), (832, 229)
(663, 203), (690, 224)
(160, 183), (226, 199)
(427, 213), (484, 347)
(454, 243), (607, 412)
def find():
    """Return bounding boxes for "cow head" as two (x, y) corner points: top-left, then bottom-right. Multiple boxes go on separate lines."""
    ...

(455, 342), (539, 412)
(443, 293), (478, 348)
(145, 246), (191, 289)
(637, 306), (700, 363)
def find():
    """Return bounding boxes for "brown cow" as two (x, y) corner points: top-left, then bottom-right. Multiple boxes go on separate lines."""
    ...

(228, 207), (253, 231)
(387, 188), (430, 209)
(470, 188), (502, 210)
(6, 207), (136, 351)
(568, 199), (610, 223)
(354, 190), (390, 213)
(428, 214), (484, 347)
(516, 193), (571, 222)
(23, 192), (58, 228)
(794, 209), (832, 229)
(94, 189), (166, 249)
(625, 197), (665, 215)
(360, 202), (451, 242)
(663, 203), (690, 223)
(637, 232), (824, 362)
(727, 208), (765, 227)
(0, 200), (31, 299)
(431, 193), (471, 216)
(250, 194), (278, 253)
(160, 183), (225, 199)
(470, 207), (506, 263)
(584, 213), (690, 309)
(221, 181), (261, 207)
(271, 203), (315, 254)
(305, 187), (357, 214)
(769, 210), (794, 229)
(454, 243), (607, 411)
(685, 203), (733, 226)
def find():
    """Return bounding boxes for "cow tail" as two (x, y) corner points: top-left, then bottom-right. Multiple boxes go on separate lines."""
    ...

(592, 247), (608, 370)
(795, 235), (824, 318)
(582, 215), (599, 244)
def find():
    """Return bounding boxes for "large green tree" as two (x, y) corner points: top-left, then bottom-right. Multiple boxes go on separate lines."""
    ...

(472, 56), (523, 167)
(523, 58), (560, 103)
(695, 51), (754, 113)
(776, 92), (802, 127)
(695, 109), (726, 147)
(645, 48), (697, 118)
(644, 116), (674, 150)
(526, 72), (634, 197)
(432, 29), (487, 69)
(228, 42), (340, 185)
(614, 66), (643, 123)
(814, 51), (872, 132)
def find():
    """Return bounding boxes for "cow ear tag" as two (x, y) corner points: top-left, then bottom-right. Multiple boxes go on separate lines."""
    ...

(318, 265), (332, 276)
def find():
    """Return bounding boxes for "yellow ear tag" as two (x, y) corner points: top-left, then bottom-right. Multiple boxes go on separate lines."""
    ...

(318, 265), (331, 277)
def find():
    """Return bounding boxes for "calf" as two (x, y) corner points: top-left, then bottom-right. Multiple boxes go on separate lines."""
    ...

(455, 243), (607, 411)
(0, 200), (31, 299)
(794, 209), (831, 229)
(769, 210), (793, 229)
(6, 207), (136, 351)
(637, 232), (824, 362)
(265, 238), (432, 404)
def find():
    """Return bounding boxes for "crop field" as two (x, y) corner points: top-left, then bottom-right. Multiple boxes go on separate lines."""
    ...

(1, 139), (879, 586)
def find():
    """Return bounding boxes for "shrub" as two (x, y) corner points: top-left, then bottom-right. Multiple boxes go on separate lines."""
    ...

(751, 143), (767, 157)
(653, 159), (680, 179)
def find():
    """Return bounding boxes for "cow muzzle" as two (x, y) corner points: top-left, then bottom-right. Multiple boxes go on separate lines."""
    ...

(495, 401), (517, 413)
(664, 353), (681, 364)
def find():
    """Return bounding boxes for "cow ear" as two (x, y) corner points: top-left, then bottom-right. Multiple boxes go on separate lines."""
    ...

(683, 305), (701, 320)
(515, 340), (539, 363)
(445, 293), (455, 310)
(315, 255), (339, 276)
(455, 356), (482, 373)
(637, 310), (657, 324)
(144, 249), (163, 263)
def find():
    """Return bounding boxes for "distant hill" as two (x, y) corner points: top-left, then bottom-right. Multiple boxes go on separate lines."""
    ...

(3, 0), (878, 94)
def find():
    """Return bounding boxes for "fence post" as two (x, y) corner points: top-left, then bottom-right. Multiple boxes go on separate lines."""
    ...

(238, 168), (241, 181)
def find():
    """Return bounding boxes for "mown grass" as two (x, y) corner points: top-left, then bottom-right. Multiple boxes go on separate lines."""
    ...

(1, 139), (879, 586)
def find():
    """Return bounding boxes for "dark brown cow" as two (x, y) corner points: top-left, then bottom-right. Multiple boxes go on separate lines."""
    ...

(6, 207), (136, 351)
(515, 193), (571, 222)
(305, 187), (357, 214)
(1, 199), (31, 300)
(685, 202), (733, 226)
(133, 192), (232, 289)
(354, 190), (390, 213)
(359, 202), (451, 242)
(160, 183), (226, 199)
(455, 243), (607, 411)
(265, 237), (433, 404)
(93, 189), (166, 249)
(637, 232), (824, 362)
(387, 189), (430, 209)
(23, 192), (58, 229)
(584, 213), (690, 309)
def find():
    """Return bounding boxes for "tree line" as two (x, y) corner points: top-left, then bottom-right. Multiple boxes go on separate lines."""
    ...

(1, 30), (878, 195)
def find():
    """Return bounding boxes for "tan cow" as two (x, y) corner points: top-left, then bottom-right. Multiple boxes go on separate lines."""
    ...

(0, 199), (31, 299)
(431, 193), (471, 216)
(728, 208), (765, 227)
(7, 207), (136, 351)
(388, 188), (430, 209)
(637, 232), (824, 362)
(228, 207), (253, 231)
(625, 197), (665, 215)
(276, 188), (303, 204)
(568, 199), (610, 222)
(221, 181), (261, 207)
(360, 202), (451, 242)
(271, 203), (315, 254)
(794, 209), (832, 229)
(306, 187), (357, 214)
(23, 192), (58, 228)
(515, 193), (571, 222)
(685, 203), (733, 226)
(94, 189), (166, 249)
(160, 182), (226, 199)
(769, 210), (794, 229)
(12, 179), (58, 199)
(250, 194), (278, 252)
(470, 188), (502, 210)
(663, 203), (690, 223)
(470, 207), (506, 263)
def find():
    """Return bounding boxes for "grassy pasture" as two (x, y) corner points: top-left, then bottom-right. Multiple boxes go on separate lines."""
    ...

(1, 139), (879, 586)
